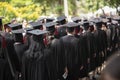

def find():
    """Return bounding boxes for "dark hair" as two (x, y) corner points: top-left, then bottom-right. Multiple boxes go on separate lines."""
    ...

(95, 22), (102, 30)
(89, 25), (94, 32)
(25, 35), (45, 59)
(46, 26), (55, 35)
(14, 34), (23, 43)
(84, 26), (89, 31)
(59, 19), (66, 25)
(66, 27), (75, 33)
(101, 52), (120, 80)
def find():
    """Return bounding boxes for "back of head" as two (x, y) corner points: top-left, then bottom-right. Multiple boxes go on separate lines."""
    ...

(14, 34), (23, 43)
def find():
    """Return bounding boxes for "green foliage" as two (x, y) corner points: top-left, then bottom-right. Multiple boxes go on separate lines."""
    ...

(0, 0), (120, 23)
(0, 2), (43, 23)
(106, 0), (120, 15)
(33, 0), (64, 15)
(106, 0), (120, 7)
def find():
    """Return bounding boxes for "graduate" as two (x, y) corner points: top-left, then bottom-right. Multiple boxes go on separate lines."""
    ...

(45, 22), (65, 80)
(60, 22), (80, 80)
(12, 29), (28, 75)
(82, 21), (96, 72)
(22, 29), (48, 80)
(93, 18), (107, 74)
(56, 16), (67, 38)
(1, 31), (20, 80)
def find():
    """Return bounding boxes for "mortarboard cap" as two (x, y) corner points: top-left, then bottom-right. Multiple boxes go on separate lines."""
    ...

(44, 22), (57, 33)
(46, 18), (55, 23)
(28, 29), (48, 36)
(93, 18), (103, 28)
(82, 18), (88, 22)
(112, 20), (118, 24)
(24, 27), (33, 31)
(71, 17), (81, 23)
(57, 15), (66, 22)
(37, 17), (45, 23)
(102, 19), (109, 23)
(12, 29), (25, 34)
(12, 29), (24, 43)
(64, 22), (80, 28)
(112, 16), (120, 22)
(29, 22), (43, 29)
(82, 21), (89, 27)
(8, 23), (22, 30)
(45, 22), (57, 28)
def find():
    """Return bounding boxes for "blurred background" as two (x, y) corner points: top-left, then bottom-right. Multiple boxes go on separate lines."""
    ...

(0, 0), (120, 23)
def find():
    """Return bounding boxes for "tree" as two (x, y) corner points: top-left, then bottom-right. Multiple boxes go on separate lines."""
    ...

(0, 0), (12, 3)
(33, 0), (64, 15)
(106, 0), (120, 15)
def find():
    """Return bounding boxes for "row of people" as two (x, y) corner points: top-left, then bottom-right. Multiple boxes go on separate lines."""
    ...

(0, 15), (119, 80)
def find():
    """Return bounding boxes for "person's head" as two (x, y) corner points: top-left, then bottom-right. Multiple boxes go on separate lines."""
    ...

(101, 52), (120, 80)
(12, 29), (24, 43)
(45, 22), (56, 35)
(29, 22), (43, 30)
(65, 22), (79, 35)
(82, 21), (89, 31)
(66, 27), (75, 34)
(57, 15), (67, 25)
(89, 22), (94, 32)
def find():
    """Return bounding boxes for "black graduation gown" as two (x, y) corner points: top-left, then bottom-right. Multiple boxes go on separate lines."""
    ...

(42, 36), (65, 80)
(14, 43), (27, 72)
(109, 24), (117, 51)
(94, 30), (102, 67)
(50, 38), (65, 80)
(3, 60), (14, 80)
(94, 29), (106, 66)
(61, 35), (80, 80)
(22, 38), (47, 80)
(0, 36), (15, 80)
(75, 34), (87, 78)
(101, 30), (107, 62)
(82, 31), (96, 72)
(14, 43), (27, 61)
(44, 47), (56, 80)
(22, 52), (45, 80)
(3, 38), (20, 80)
(0, 36), (6, 80)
